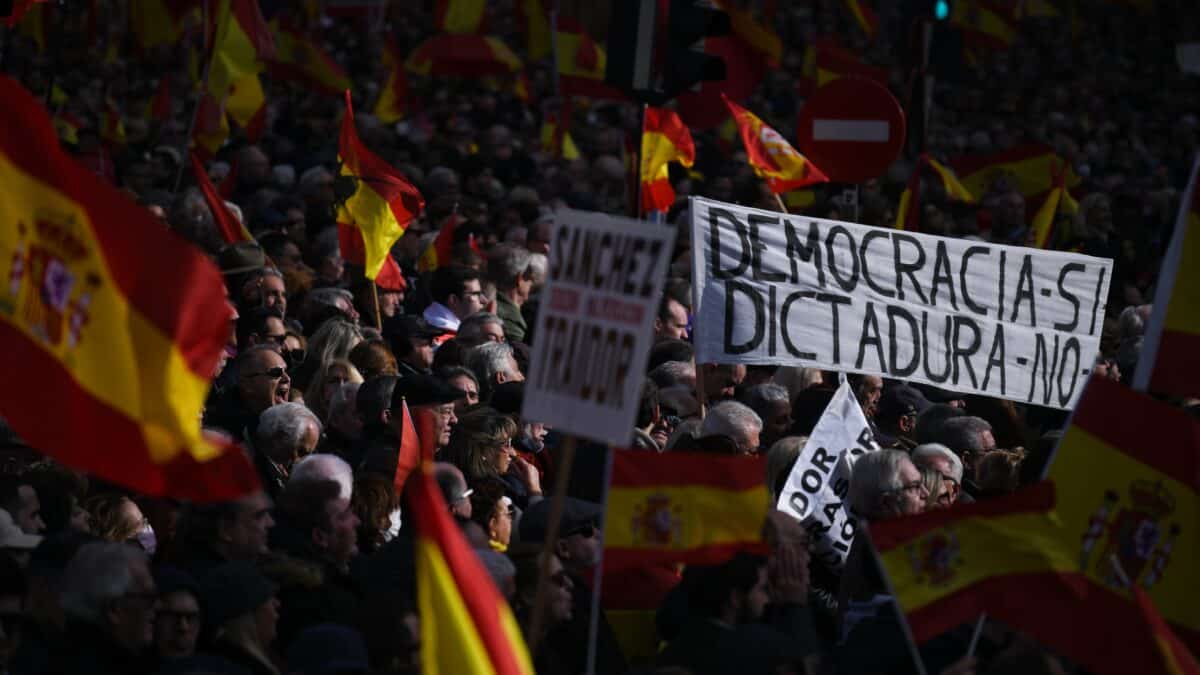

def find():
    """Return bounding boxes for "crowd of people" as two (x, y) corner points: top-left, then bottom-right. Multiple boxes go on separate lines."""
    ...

(0, 0), (1197, 673)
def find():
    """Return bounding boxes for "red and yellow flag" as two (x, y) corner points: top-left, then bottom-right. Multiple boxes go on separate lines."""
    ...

(434, 0), (486, 34)
(410, 461), (534, 674)
(844, 0), (879, 39)
(1048, 376), (1200, 654)
(605, 450), (770, 570)
(925, 157), (976, 204)
(1134, 155), (1200, 397)
(393, 399), (421, 494)
(640, 107), (695, 214)
(540, 110), (580, 160)
(337, 223), (406, 291)
(723, 95), (829, 193)
(1135, 586), (1200, 675)
(418, 213), (461, 274)
(191, 92), (230, 160)
(406, 34), (521, 77)
(130, 0), (197, 52)
(100, 97), (126, 149)
(950, 144), (1080, 205)
(556, 18), (626, 101)
(268, 18), (351, 97)
(804, 42), (888, 92)
(714, 0), (782, 68)
(190, 152), (253, 245)
(1029, 160), (1079, 249)
(516, 0), (550, 61)
(950, 0), (1016, 50)
(207, 0), (273, 101)
(225, 74), (267, 141)
(337, 91), (425, 280)
(0, 76), (257, 501)
(374, 37), (408, 123)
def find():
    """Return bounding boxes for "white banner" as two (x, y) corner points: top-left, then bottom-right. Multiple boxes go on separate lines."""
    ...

(690, 197), (1114, 409)
(524, 210), (676, 446)
(775, 380), (879, 570)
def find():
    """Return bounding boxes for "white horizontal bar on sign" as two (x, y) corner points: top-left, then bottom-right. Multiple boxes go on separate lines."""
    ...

(812, 119), (890, 142)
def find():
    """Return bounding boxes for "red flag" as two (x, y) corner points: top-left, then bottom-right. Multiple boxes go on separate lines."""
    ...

(723, 95), (829, 192)
(1134, 586), (1200, 675)
(337, 223), (407, 291)
(393, 399), (421, 493)
(190, 152), (253, 245)
(418, 212), (460, 273)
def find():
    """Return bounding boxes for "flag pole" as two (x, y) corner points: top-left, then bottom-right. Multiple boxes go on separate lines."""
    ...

(370, 280), (382, 330)
(528, 433), (577, 651)
(175, 0), (215, 194)
(773, 192), (788, 214)
(636, 103), (646, 219)
(584, 445), (616, 675)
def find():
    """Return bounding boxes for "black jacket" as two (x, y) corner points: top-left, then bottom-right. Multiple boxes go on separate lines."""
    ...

(45, 620), (154, 675)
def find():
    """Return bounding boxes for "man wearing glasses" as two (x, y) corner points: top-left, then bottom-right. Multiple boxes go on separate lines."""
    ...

(204, 345), (292, 442)
(423, 265), (488, 338)
(911, 443), (968, 506)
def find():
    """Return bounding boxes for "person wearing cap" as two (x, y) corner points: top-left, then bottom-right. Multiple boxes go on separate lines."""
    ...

(384, 315), (448, 378)
(520, 498), (627, 674)
(198, 562), (281, 675)
(153, 567), (202, 662)
(391, 373), (465, 451)
(873, 384), (931, 451)
(423, 265), (487, 337)
(218, 242), (268, 301)
(285, 623), (370, 675)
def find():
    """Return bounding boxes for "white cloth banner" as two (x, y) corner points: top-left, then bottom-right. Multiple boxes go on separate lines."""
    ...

(690, 197), (1114, 409)
(524, 209), (676, 446)
(775, 380), (879, 571)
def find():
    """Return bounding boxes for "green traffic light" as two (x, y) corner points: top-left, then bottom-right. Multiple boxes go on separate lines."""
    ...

(935, 0), (950, 20)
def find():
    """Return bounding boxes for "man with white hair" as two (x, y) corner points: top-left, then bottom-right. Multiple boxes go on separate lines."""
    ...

(255, 402), (322, 499)
(739, 383), (792, 450)
(698, 401), (762, 455)
(487, 243), (533, 342)
(55, 542), (157, 673)
(911, 443), (967, 506)
(290, 453), (355, 502)
(465, 341), (524, 402)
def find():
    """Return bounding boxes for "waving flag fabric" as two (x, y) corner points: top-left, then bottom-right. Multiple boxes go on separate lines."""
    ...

(190, 152), (253, 245)
(723, 95), (829, 193)
(337, 91), (425, 280)
(207, 0), (273, 102)
(374, 37), (407, 123)
(640, 108), (695, 214)
(0, 76), (257, 501)
(269, 18), (351, 96)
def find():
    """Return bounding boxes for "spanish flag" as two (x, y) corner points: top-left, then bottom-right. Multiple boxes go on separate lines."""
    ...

(1029, 160), (1079, 249)
(539, 111), (580, 160)
(392, 399), (421, 494)
(207, 0), (274, 102)
(100, 97), (126, 149)
(268, 18), (351, 97)
(556, 18), (626, 101)
(130, 0), (196, 52)
(190, 152), (253, 245)
(337, 91), (425, 280)
(604, 450), (770, 570)
(1048, 376), (1200, 654)
(434, 0), (486, 34)
(950, 0), (1016, 50)
(337, 223), (406, 291)
(950, 144), (1080, 201)
(516, 0), (550, 61)
(1134, 155), (1200, 397)
(406, 35), (522, 77)
(844, 0), (879, 39)
(409, 461), (534, 674)
(714, 0), (783, 68)
(191, 92), (230, 161)
(1135, 586), (1200, 675)
(374, 37), (407, 124)
(871, 480), (1194, 675)
(640, 107), (695, 214)
(0, 76), (258, 502)
(417, 213), (461, 274)
(804, 42), (888, 91)
(723, 95), (829, 193)
(925, 157), (976, 204)
(225, 74), (267, 141)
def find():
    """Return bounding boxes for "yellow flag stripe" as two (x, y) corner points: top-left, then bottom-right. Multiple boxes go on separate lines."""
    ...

(0, 154), (220, 464)
(605, 484), (769, 551)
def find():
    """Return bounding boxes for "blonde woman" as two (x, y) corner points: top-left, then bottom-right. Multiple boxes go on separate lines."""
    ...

(304, 359), (364, 422)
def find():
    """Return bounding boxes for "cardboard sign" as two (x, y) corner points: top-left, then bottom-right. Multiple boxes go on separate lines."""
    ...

(776, 380), (879, 570)
(690, 197), (1114, 409)
(524, 209), (676, 446)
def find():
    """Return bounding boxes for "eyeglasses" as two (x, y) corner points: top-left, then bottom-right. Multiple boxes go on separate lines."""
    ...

(246, 366), (287, 379)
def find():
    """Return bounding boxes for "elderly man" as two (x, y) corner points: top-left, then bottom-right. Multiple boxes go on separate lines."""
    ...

(204, 345), (292, 440)
(434, 463), (473, 519)
(465, 341), (524, 402)
(457, 312), (506, 348)
(934, 416), (996, 495)
(423, 265), (487, 335)
(911, 443), (967, 506)
(694, 401), (763, 455)
(739, 384), (792, 451)
(648, 360), (696, 390)
(488, 243), (533, 342)
(392, 374), (465, 453)
(173, 492), (275, 579)
(55, 542), (158, 673)
(254, 402), (322, 499)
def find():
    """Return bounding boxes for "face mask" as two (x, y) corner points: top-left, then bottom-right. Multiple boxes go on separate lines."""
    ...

(135, 522), (157, 556)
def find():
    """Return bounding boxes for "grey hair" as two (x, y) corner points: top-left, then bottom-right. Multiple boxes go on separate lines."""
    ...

(1117, 305), (1151, 340)
(328, 382), (361, 422)
(487, 243), (532, 289)
(526, 252), (548, 286)
(740, 383), (790, 422)
(256, 402), (322, 453)
(307, 287), (356, 313)
(936, 416), (993, 453)
(700, 401), (762, 446)
(848, 450), (911, 520)
(290, 453), (353, 501)
(466, 341), (518, 389)
(59, 542), (147, 624)
(912, 443), (964, 483)
(765, 435), (808, 502)
(457, 312), (505, 348)
(648, 360), (696, 389)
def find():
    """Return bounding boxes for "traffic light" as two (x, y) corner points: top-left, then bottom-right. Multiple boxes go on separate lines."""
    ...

(659, 0), (730, 102)
(934, 0), (951, 20)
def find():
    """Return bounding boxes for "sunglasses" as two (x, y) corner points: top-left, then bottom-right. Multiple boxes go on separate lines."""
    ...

(247, 366), (287, 379)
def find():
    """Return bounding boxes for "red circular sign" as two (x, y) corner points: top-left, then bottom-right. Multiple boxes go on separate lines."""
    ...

(796, 76), (907, 184)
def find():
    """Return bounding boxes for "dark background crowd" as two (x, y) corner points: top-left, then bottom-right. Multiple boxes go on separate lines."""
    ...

(0, 0), (1198, 674)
